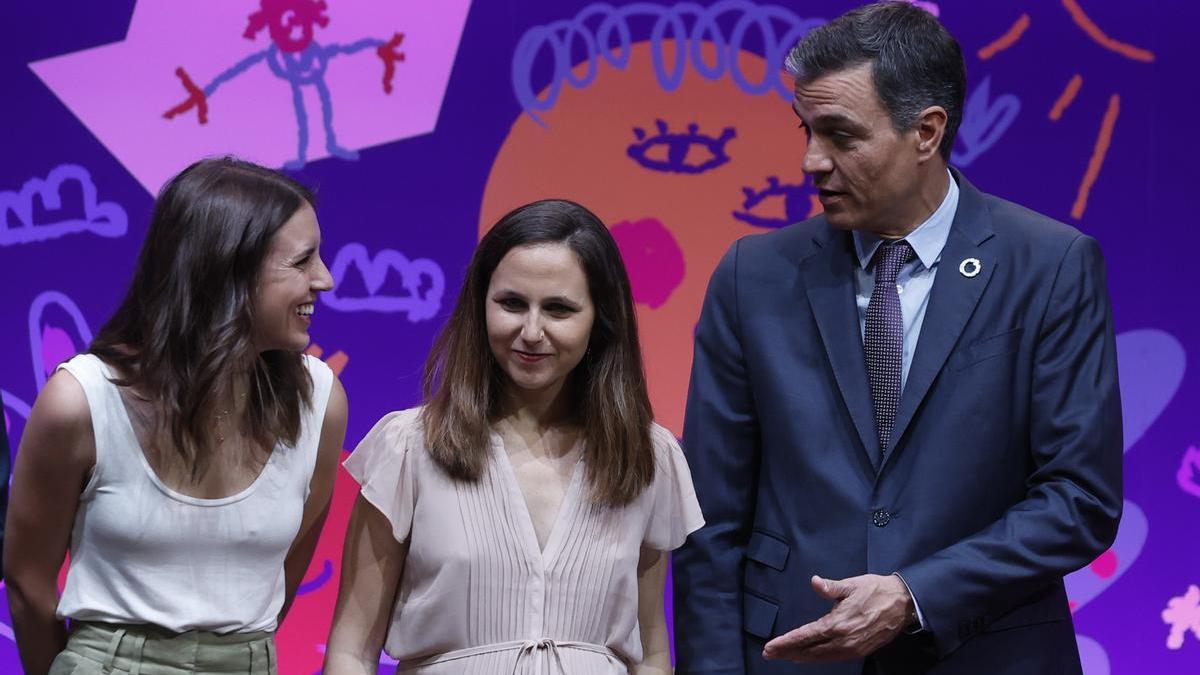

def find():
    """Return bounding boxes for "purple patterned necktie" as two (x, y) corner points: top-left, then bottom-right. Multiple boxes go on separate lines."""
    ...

(865, 240), (914, 463)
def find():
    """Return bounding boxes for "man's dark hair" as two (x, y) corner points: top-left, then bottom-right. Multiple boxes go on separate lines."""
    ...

(785, 1), (966, 160)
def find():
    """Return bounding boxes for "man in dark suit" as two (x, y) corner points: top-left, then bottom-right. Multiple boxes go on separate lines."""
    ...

(672, 3), (1122, 674)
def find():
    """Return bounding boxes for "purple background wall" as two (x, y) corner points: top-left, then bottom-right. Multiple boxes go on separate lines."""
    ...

(2, 1), (1198, 673)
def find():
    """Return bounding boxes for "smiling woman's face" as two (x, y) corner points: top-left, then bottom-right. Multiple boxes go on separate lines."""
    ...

(485, 242), (596, 404)
(251, 202), (333, 353)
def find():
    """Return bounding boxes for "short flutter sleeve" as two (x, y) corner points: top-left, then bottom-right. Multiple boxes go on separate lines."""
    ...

(643, 424), (706, 551)
(343, 409), (421, 543)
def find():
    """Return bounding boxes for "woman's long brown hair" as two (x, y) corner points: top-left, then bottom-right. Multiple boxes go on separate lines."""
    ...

(421, 199), (655, 507)
(90, 157), (314, 479)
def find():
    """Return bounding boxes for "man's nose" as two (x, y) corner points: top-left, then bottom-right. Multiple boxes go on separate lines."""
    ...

(802, 138), (833, 176)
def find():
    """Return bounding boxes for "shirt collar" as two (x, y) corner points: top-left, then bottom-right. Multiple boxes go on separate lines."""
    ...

(852, 169), (959, 271)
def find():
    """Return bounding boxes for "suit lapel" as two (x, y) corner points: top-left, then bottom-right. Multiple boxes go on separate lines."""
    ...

(802, 224), (881, 467)
(882, 170), (997, 469)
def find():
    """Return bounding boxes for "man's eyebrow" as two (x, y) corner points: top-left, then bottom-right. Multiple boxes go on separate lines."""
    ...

(792, 105), (864, 131)
(810, 112), (866, 131)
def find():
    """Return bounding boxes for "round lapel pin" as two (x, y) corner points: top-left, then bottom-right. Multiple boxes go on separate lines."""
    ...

(959, 257), (982, 278)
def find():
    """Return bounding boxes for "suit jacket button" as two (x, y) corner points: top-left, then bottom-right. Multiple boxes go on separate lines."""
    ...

(872, 509), (891, 527)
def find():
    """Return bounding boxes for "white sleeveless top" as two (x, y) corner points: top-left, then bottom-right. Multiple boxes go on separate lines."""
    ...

(55, 353), (334, 633)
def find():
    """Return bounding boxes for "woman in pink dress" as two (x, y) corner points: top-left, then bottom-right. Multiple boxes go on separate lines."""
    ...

(325, 199), (703, 674)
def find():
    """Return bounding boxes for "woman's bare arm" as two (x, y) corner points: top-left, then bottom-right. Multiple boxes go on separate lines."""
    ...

(323, 494), (408, 675)
(4, 371), (95, 675)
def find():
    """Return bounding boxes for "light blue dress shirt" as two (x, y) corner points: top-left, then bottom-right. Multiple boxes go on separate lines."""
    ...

(850, 170), (958, 631)
(852, 171), (960, 389)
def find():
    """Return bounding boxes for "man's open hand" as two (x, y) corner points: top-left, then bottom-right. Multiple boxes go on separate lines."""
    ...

(762, 574), (915, 662)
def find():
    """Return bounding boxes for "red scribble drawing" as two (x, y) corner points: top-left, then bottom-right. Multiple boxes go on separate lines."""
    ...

(1049, 74), (1083, 121)
(1071, 94), (1119, 219)
(1061, 0), (1155, 63)
(1163, 585), (1200, 650)
(1177, 445), (1200, 498)
(978, 13), (1030, 60)
(163, 0), (406, 169)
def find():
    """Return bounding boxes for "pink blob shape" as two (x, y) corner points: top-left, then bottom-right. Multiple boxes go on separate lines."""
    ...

(1090, 550), (1119, 579)
(611, 218), (685, 309)
(42, 324), (80, 376)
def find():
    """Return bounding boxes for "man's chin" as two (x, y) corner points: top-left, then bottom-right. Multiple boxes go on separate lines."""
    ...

(823, 211), (861, 231)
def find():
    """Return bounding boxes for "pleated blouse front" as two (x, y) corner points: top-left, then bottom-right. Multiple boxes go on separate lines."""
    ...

(343, 408), (704, 674)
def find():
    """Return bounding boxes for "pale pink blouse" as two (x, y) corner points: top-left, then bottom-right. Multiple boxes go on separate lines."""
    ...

(343, 407), (704, 674)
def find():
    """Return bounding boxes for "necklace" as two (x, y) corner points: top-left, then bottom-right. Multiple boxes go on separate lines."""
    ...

(213, 393), (247, 445)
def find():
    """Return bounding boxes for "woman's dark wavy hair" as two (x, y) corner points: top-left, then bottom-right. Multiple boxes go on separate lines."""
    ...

(90, 156), (315, 478)
(421, 199), (655, 507)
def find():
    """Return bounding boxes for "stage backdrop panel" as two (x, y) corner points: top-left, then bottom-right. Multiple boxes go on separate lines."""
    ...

(2, 1), (1198, 673)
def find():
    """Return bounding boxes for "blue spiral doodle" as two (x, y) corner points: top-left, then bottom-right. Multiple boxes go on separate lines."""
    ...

(512, 1), (825, 124)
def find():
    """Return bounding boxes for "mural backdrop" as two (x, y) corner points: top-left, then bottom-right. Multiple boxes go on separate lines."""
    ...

(2, 1), (1197, 673)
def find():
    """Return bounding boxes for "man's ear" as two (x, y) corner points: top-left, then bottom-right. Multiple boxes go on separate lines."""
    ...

(913, 105), (948, 163)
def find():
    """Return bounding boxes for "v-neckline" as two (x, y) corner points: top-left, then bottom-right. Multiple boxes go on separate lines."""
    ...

(490, 431), (585, 566)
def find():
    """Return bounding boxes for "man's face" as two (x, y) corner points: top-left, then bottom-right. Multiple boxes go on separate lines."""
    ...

(792, 62), (921, 233)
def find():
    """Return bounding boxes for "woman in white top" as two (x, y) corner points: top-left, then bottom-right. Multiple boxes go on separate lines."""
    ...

(4, 157), (348, 675)
(325, 199), (704, 674)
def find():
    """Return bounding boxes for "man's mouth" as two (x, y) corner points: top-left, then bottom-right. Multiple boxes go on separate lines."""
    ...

(296, 302), (314, 317)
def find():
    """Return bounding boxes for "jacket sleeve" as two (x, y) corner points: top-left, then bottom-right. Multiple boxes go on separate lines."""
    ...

(898, 234), (1123, 656)
(673, 239), (762, 674)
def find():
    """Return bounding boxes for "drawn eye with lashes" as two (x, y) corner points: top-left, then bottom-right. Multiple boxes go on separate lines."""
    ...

(626, 119), (736, 175)
(731, 175), (819, 229)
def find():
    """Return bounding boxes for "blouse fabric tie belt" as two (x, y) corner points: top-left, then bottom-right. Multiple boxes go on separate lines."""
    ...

(398, 638), (626, 674)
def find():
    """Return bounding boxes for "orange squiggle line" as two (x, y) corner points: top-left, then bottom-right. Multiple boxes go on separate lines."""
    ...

(1062, 0), (1155, 62)
(978, 13), (1030, 60)
(1049, 74), (1083, 121)
(1072, 94), (1120, 220)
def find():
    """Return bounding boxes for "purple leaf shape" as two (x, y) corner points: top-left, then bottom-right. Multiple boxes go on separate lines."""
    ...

(950, 75), (1020, 167)
(1076, 634), (1110, 675)
(1117, 329), (1186, 453)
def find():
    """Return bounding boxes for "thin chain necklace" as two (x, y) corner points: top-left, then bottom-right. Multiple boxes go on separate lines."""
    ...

(213, 393), (247, 445)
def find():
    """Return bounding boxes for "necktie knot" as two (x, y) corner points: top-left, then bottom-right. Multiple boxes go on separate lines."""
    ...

(872, 240), (914, 285)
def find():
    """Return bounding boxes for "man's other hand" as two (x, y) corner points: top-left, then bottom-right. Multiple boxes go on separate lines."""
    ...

(762, 574), (915, 662)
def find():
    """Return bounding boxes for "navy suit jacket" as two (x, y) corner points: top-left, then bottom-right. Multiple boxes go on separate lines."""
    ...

(673, 170), (1123, 674)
